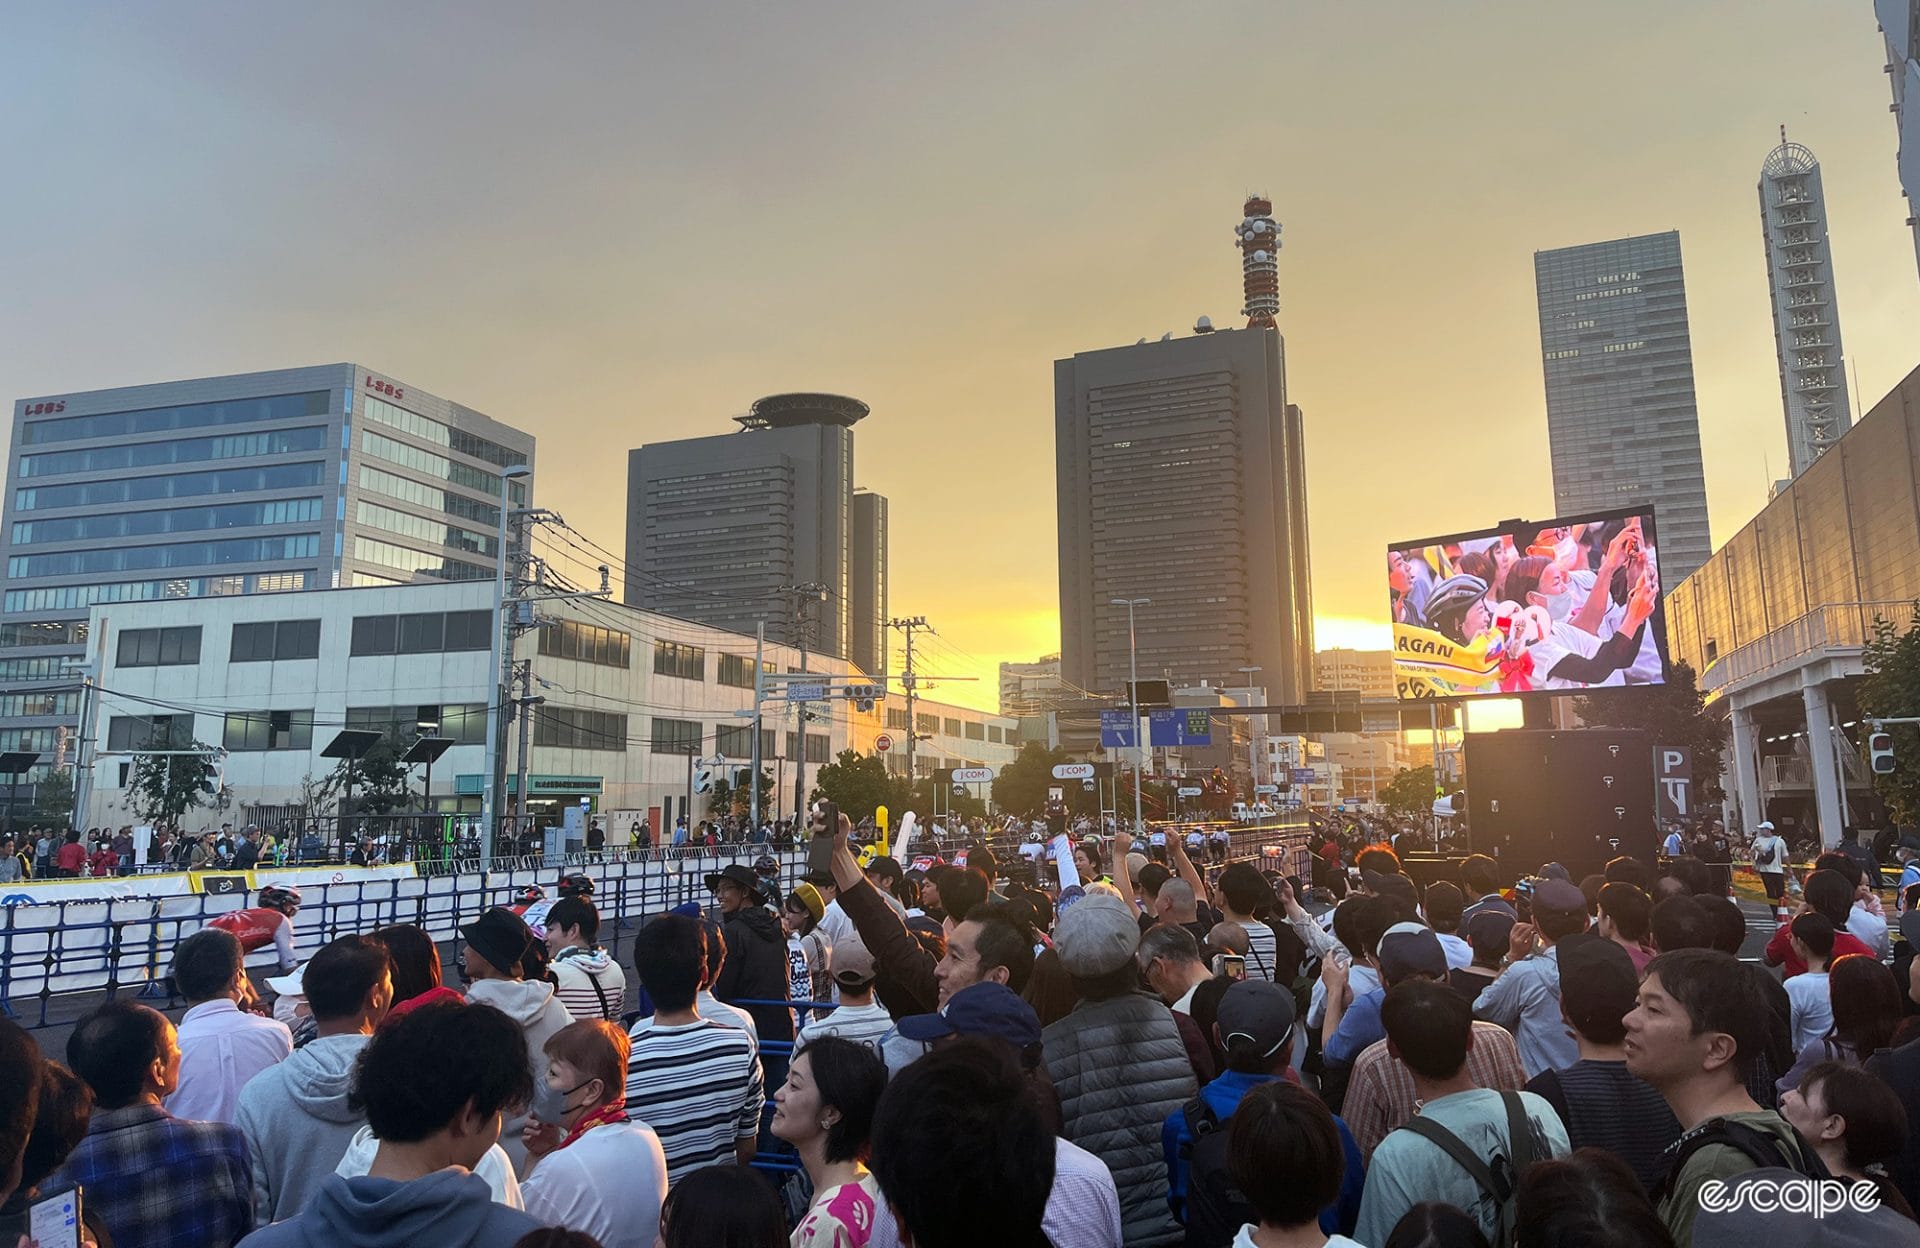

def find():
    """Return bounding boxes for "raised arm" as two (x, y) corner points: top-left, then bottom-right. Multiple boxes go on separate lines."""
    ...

(1166, 832), (1207, 903)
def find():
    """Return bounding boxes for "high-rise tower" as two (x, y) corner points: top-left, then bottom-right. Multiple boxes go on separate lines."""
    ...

(1760, 133), (1853, 478)
(1236, 196), (1281, 329)
(1878, 0), (1920, 280)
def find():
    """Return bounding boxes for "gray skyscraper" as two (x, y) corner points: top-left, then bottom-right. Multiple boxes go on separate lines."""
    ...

(1534, 231), (1712, 584)
(0, 363), (534, 792)
(849, 491), (888, 676)
(1759, 135), (1853, 478)
(1879, 0), (1920, 279)
(624, 393), (887, 663)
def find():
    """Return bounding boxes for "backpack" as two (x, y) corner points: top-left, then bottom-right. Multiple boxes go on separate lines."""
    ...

(1650, 1116), (1829, 1208)
(1398, 1090), (1538, 1248)
(1178, 1096), (1256, 1248)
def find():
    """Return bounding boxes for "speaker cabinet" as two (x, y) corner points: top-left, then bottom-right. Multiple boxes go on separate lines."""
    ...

(1464, 728), (1656, 881)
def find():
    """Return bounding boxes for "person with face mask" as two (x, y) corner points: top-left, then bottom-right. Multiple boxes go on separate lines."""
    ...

(518, 1021), (668, 1248)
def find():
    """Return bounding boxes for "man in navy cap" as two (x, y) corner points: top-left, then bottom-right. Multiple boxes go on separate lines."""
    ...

(1473, 877), (1590, 1077)
(1323, 922), (1451, 1068)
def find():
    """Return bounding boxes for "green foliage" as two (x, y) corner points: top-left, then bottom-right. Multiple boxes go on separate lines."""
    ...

(35, 766), (74, 825)
(1573, 659), (1728, 802)
(991, 741), (1097, 816)
(911, 774), (987, 822)
(1861, 608), (1920, 824)
(312, 737), (415, 815)
(1381, 764), (1437, 818)
(708, 768), (774, 818)
(811, 750), (910, 824)
(127, 744), (224, 826)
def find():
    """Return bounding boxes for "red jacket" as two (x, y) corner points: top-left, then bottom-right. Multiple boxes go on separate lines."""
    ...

(54, 841), (87, 874)
(1765, 921), (1875, 978)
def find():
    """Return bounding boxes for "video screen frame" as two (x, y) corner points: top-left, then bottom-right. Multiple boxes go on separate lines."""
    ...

(1386, 505), (1671, 703)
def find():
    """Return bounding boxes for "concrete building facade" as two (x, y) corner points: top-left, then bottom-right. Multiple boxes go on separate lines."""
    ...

(999, 654), (1068, 717)
(1054, 325), (1312, 703)
(1879, 0), (1920, 281)
(624, 393), (886, 665)
(1667, 363), (1920, 845)
(1535, 231), (1712, 584)
(1759, 137), (1853, 478)
(79, 580), (1015, 832)
(0, 364), (534, 794)
(1313, 648), (1395, 701)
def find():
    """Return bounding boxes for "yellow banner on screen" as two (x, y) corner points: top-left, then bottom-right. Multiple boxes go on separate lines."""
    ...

(1393, 622), (1503, 698)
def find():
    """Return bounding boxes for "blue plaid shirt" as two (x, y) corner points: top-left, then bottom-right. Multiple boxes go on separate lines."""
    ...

(48, 1102), (253, 1248)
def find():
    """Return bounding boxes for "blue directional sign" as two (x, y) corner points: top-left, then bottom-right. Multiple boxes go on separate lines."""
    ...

(1149, 708), (1213, 747)
(1100, 710), (1138, 748)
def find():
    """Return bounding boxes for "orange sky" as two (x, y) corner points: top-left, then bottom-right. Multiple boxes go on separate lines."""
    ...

(4, 4), (1918, 712)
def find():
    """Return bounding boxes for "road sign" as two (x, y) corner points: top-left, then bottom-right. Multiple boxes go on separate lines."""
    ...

(1149, 709), (1212, 747)
(952, 766), (994, 784)
(789, 684), (827, 702)
(1291, 767), (1315, 785)
(1176, 786), (1203, 798)
(1082, 779), (1096, 792)
(1655, 746), (1693, 818)
(1051, 763), (1095, 780)
(1254, 783), (1279, 795)
(875, 733), (895, 753)
(1100, 710), (1138, 749)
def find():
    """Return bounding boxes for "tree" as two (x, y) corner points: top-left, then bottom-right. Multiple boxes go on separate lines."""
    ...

(1861, 608), (1920, 823)
(127, 744), (224, 827)
(708, 768), (774, 819)
(311, 737), (415, 816)
(1572, 659), (1728, 804)
(991, 742), (1079, 816)
(911, 775), (987, 823)
(1381, 764), (1437, 819)
(811, 750), (910, 824)
(35, 766), (74, 826)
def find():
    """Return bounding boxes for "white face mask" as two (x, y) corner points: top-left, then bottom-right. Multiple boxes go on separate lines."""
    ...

(1538, 587), (1575, 621)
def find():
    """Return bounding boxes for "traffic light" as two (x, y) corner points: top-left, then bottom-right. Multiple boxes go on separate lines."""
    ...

(1872, 731), (1896, 775)
(847, 683), (879, 713)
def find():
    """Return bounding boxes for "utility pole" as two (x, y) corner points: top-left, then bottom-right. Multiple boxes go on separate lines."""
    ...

(512, 659), (538, 828)
(750, 621), (765, 834)
(889, 616), (929, 795)
(792, 583), (828, 825)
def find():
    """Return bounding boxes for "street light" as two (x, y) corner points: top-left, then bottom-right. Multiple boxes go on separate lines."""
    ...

(1110, 597), (1150, 836)
(481, 462), (533, 872)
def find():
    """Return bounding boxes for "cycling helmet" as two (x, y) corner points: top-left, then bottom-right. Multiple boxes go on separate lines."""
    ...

(753, 855), (780, 877)
(556, 873), (595, 899)
(516, 884), (548, 907)
(257, 883), (302, 913)
(1422, 573), (1489, 635)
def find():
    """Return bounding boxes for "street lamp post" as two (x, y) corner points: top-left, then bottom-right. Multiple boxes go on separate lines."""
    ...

(481, 463), (533, 872)
(1111, 597), (1150, 836)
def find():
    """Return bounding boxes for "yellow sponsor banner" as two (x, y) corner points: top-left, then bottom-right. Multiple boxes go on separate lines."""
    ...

(1393, 622), (1503, 698)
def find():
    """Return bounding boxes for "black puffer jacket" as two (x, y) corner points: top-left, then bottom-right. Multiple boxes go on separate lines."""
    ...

(713, 904), (794, 1041)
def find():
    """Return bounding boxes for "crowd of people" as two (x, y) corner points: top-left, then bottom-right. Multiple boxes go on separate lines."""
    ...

(13, 809), (1920, 1247)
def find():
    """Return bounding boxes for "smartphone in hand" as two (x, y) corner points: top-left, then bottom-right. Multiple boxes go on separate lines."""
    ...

(31, 1184), (81, 1248)
(806, 802), (839, 878)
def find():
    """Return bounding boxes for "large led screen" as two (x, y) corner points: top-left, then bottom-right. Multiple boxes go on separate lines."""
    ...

(1387, 508), (1670, 700)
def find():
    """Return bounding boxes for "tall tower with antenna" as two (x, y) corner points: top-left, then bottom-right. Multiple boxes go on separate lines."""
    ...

(1760, 129), (1853, 478)
(1236, 196), (1280, 328)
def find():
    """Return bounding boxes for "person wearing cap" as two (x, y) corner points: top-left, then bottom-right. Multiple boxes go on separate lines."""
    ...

(234, 934), (394, 1223)
(796, 933), (893, 1058)
(459, 906), (575, 1174)
(1352, 980), (1570, 1247)
(705, 862), (794, 1045)
(1161, 980), (1365, 1244)
(1322, 922), (1450, 1070)
(1472, 877), (1589, 1077)
(894, 983), (1126, 1248)
(1041, 892), (1195, 1248)
(1750, 820), (1791, 903)
(782, 881), (832, 1028)
(1520, 936), (1680, 1190)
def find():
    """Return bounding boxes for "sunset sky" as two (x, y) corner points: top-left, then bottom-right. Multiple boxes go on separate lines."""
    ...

(5, 3), (1918, 712)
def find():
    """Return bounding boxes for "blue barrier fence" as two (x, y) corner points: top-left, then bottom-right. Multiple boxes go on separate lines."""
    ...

(0, 822), (1314, 1028)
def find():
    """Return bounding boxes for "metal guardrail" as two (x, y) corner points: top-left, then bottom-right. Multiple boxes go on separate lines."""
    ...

(1701, 601), (1917, 694)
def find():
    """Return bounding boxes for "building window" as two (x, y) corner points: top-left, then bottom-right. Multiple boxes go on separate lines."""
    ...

(987, 725), (1003, 744)
(785, 732), (832, 763)
(0, 692), (80, 718)
(20, 390), (329, 445)
(964, 721), (985, 741)
(649, 717), (701, 755)
(717, 653), (775, 689)
(536, 707), (629, 751)
(360, 395), (529, 469)
(886, 707), (909, 730)
(106, 714), (191, 751)
(350, 610), (490, 656)
(715, 724), (755, 757)
(943, 717), (962, 737)
(916, 713), (939, 734)
(223, 709), (314, 752)
(347, 703), (487, 745)
(653, 640), (705, 680)
(230, 619), (321, 662)
(116, 626), (201, 668)
(11, 534), (320, 579)
(538, 619), (631, 668)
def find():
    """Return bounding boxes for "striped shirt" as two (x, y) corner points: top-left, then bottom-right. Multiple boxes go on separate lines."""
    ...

(624, 1017), (765, 1182)
(1341, 1022), (1528, 1159)
(1242, 922), (1279, 983)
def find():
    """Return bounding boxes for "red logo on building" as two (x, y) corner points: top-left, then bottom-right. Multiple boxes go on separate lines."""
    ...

(364, 377), (405, 401)
(24, 401), (66, 415)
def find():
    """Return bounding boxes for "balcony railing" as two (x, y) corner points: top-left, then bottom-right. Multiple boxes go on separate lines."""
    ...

(1700, 602), (1917, 694)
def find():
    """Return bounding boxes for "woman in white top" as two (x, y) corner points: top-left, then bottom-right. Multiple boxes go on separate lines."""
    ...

(519, 1020), (668, 1248)
(771, 1036), (899, 1248)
